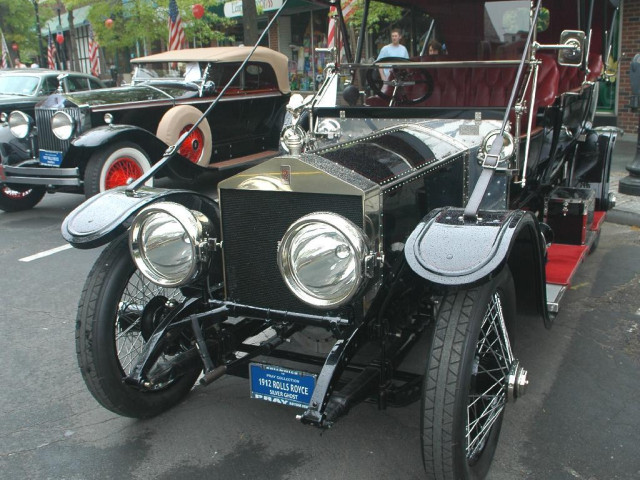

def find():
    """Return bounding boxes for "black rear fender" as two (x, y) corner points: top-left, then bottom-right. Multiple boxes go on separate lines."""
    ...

(405, 207), (550, 324)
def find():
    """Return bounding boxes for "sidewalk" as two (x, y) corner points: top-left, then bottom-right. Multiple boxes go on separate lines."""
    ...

(609, 133), (640, 226)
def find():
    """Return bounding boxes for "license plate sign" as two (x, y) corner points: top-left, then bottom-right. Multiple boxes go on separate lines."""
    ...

(249, 363), (316, 409)
(39, 150), (63, 167)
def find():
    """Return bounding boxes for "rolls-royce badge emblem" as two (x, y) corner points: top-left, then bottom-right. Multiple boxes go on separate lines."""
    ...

(281, 165), (291, 185)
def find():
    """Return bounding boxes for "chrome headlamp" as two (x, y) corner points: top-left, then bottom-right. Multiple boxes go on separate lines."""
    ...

(129, 202), (213, 287)
(8, 111), (32, 139)
(278, 212), (371, 309)
(478, 129), (515, 165)
(51, 111), (75, 140)
(315, 118), (341, 140)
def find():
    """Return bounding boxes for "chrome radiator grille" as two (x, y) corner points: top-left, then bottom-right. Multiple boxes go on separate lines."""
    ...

(35, 107), (86, 154)
(220, 189), (363, 314)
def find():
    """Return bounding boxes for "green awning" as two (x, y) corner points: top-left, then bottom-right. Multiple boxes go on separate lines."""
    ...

(42, 5), (91, 34)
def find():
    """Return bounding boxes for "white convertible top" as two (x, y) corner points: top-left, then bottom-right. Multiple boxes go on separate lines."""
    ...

(132, 46), (290, 93)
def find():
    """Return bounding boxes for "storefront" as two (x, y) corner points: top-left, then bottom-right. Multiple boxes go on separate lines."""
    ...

(224, 0), (331, 92)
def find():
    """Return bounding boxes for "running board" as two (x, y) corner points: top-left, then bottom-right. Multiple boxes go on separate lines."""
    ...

(545, 211), (606, 312)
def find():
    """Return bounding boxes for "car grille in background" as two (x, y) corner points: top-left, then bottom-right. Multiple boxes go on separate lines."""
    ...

(36, 108), (85, 154)
(220, 189), (363, 314)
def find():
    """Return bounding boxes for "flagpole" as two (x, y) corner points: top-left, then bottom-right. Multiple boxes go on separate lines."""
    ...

(1, 30), (14, 68)
(31, 0), (45, 67)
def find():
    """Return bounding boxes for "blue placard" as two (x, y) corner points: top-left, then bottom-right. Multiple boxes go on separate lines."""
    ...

(249, 363), (316, 409)
(39, 150), (63, 167)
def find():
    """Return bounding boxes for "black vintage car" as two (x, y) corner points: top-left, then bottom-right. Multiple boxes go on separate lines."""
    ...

(0, 46), (289, 212)
(0, 69), (106, 211)
(61, 1), (621, 479)
(0, 68), (105, 120)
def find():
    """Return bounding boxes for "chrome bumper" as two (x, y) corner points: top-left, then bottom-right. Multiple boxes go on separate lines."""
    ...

(0, 162), (81, 187)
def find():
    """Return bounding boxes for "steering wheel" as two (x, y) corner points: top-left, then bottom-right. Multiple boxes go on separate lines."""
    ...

(366, 56), (434, 105)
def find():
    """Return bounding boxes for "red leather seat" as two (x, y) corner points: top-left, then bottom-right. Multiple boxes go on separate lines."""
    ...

(557, 53), (602, 93)
(365, 55), (560, 130)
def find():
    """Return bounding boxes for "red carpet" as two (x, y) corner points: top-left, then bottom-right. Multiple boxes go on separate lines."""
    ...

(546, 244), (589, 285)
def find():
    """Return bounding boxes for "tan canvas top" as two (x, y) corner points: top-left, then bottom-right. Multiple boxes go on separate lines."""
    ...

(132, 46), (290, 93)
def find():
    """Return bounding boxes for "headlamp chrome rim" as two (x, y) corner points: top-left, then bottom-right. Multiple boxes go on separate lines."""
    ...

(51, 111), (75, 140)
(8, 111), (32, 139)
(478, 129), (515, 165)
(129, 201), (211, 288)
(278, 212), (370, 309)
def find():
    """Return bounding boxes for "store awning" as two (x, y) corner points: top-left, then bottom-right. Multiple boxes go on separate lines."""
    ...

(42, 5), (91, 34)
(224, 0), (327, 18)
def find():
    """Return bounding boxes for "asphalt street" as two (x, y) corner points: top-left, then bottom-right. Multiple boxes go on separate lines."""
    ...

(0, 140), (639, 479)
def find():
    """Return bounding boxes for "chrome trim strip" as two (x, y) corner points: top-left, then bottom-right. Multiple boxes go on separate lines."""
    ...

(344, 60), (522, 69)
(89, 91), (283, 113)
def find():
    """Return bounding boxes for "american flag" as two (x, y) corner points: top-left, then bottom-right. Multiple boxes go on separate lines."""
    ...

(88, 26), (101, 77)
(168, 0), (185, 51)
(1, 32), (11, 69)
(327, 0), (356, 48)
(47, 32), (56, 69)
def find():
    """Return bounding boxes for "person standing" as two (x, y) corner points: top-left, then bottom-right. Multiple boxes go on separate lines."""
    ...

(377, 29), (409, 80)
(377, 28), (409, 60)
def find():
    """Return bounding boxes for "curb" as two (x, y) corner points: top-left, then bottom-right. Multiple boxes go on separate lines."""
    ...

(605, 209), (640, 227)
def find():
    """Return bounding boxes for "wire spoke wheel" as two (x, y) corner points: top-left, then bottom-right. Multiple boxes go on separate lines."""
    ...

(0, 184), (46, 212)
(421, 267), (521, 480)
(114, 269), (185, 384)
(105, 157), (144, 190)
(84, 142), (152, 198)
(466, 291), (513, 461)
(76, 237), (201, 418)
(177, 124), (205, 163)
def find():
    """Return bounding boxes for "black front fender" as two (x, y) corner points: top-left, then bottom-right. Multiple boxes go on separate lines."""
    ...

(61, 186), (219, 249)
(64, 125), (168, 168)
(405, 207), (542, 286)
(68, 124), (207, 181)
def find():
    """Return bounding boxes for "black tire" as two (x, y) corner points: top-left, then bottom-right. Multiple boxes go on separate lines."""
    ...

(84, 142), (152, 199)
(422, 267), (516, 480)
(0, 184), (46, 212)
(76, 236), (201, 418)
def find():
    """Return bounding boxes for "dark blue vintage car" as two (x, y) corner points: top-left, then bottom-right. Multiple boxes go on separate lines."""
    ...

(61, 1), (621, 479)
(0, 69), (106, 211)
(0, 47), (289, 212)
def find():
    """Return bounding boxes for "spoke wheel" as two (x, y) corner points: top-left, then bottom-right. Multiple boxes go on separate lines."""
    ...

(104, 157), (144, 190)
(76, 236), (201, 418)
(178, 124), (205, 163)
(156, 105), (212, 166)
(84, 142), (152, 199)
(422, 267), (518, 480)
(0, 184), (46, 212)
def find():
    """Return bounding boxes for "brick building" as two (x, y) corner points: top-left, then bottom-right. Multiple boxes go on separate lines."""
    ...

(619, 0), (640, 134)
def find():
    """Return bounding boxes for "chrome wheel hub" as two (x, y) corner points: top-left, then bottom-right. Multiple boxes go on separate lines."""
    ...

(507, 360), (528, 402)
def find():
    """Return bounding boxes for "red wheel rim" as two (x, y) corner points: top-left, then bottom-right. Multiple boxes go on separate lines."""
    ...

(1, 185), (32, 199)
(105, 157), (144, 190)
(178, 124), (205, 163)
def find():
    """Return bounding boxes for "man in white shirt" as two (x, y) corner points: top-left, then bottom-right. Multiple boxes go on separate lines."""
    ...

(377, 29), (409, 80)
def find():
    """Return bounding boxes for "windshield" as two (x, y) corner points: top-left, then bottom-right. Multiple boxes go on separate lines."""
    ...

(132, 62), (201, 83)
(414, 0), (532, 61)
(0, 76), (40, 96)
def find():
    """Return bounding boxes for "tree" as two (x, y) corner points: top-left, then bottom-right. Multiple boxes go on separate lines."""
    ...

(349, 0), (404, 35)
(241, 0), (258, 45)
(0, 0), (54, 64)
